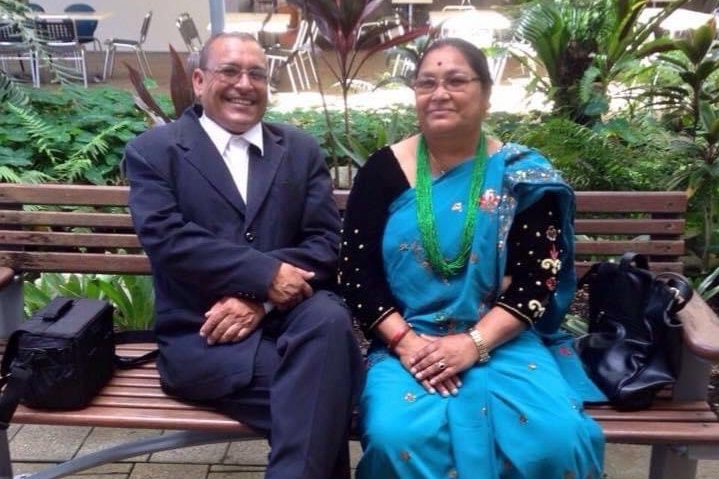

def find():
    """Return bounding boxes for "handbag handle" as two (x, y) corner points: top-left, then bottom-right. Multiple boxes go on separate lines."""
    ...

(619, 252), (649, 271)
(656, 271), (693, 315)
(33, 297), (73, 322)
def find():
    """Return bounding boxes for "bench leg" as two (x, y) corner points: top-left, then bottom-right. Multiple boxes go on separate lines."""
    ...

(13, 430), (258, 479)
(673, 345), (712, 401)
(649, 445), (697, 479)
(1, 429), (13, 479)
(0, 275), (23, 340)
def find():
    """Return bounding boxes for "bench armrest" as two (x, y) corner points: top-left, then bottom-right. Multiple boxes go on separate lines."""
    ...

(0, 267), (15, 290)
(677, 292), (719, 361)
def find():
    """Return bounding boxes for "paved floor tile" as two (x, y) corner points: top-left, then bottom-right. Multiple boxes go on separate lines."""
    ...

(77, 427), (162, 462)
(349, 441), (362, 468)
(7, 423), (20, 441)
(604, 444), (719, 479)
(129, 462), (208, 479)
(224, 440), (269, 466)
(10, 425), (90, 461)
(150, 440), (229, 464)
(209, 464), (266, 479)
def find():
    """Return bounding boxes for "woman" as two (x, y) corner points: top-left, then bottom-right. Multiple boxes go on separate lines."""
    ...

(340, 38), (606, 478)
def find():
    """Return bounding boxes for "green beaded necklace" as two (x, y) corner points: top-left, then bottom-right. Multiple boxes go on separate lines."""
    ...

(415, 132), (487, 278)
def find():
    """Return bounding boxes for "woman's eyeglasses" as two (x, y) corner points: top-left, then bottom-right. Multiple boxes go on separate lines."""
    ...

(412, 75), (481, 94)
(205, 65), (268, 85)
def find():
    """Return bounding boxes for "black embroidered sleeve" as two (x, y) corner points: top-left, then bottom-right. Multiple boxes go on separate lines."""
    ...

(496, 193), (563, 327)
(338, 147), (409, 336)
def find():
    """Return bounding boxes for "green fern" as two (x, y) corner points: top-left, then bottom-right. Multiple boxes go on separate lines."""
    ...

(0, 71), (29, 107)
(0, 165), (49, 183)
(5, 102), (60, 164)
(68, 120), (132, 163)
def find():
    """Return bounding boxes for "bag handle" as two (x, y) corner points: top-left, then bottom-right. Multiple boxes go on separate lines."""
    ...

(656, 271), (693, 315)
(619, 252), (649, 271)
(33, 297), (73, 322)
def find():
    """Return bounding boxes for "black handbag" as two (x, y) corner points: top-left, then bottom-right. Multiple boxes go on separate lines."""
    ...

(0, 297), (157, 424)
(575, 252), (693, 410)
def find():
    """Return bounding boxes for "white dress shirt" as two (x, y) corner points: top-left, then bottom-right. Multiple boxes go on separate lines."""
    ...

(198, 114), (265, 204)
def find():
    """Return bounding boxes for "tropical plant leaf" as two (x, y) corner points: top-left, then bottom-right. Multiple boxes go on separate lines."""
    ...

(124, 62), (172, 124)
(169, 44), (195, 118)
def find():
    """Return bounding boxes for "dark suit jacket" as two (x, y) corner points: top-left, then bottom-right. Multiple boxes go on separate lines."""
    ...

(124, 105), (341, 401)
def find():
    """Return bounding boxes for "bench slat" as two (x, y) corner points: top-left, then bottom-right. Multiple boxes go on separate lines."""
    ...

(573, 191), (688, 213)
(10, 404), (719, 445)
(0, 252), (151, 274)
(575, 218), (685, 235)
(575, 240), (685, 256)
(0, 231), (141, 248)
(0, 184), (130, 206)
(0, 210), (133, 228)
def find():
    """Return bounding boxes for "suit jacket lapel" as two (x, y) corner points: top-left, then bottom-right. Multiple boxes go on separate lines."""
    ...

(177, 106), (246, 216)
(244, 124), (284, 228)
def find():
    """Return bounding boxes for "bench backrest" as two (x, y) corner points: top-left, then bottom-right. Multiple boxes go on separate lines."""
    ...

(0, 184), (687, 278)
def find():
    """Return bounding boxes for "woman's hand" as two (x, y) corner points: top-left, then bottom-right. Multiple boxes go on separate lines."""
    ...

(408, 333), (478, 388)
(394, 332), (463, 397)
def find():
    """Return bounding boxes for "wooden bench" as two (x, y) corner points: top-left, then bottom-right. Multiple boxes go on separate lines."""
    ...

(0, 183), (718, 479)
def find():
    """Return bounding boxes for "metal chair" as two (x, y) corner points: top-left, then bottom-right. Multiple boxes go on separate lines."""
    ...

(0, 21), (39, 88)
(266, 19), (313, 92)
(34, 16), (89, 88)
(176, 13), (202, 53)
(64, 3), (101, 51)
(103, 10), (152, 79)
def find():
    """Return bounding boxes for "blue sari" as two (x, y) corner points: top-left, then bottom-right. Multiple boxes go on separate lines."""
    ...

(356, 144), (605, 479)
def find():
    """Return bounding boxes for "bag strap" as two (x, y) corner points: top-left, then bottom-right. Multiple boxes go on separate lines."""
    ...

(656, 272), (694, 315)
(113, 329), (159, 369)
(0, 361), (31, 431)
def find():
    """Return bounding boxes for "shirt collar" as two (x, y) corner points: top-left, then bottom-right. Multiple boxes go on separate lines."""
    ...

(198, 114), (265, 157)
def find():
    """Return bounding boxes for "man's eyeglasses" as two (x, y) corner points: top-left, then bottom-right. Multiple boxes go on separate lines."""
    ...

(205, 65), (268, 85)
(412, 75), (481, 94)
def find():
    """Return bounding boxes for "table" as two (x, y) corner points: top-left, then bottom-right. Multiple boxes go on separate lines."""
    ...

(222, 12), (291, 35)
(33, 12), (113, 22)
(639, 7), (714, 37)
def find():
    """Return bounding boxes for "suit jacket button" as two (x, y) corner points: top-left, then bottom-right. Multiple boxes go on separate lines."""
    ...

(245, 231), (255, 242)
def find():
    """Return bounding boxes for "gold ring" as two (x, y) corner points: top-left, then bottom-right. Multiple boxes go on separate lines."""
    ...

(436, 361), (447, 370)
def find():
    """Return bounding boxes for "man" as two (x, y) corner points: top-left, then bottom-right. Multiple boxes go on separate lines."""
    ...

(124, 32), (364, 479)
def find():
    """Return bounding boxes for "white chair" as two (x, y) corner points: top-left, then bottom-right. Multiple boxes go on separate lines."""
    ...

(34, 17), (89, 88)
(103, 11), (153, 80)
(0, 21), (39, 88)
(266, 19), (315, 92)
